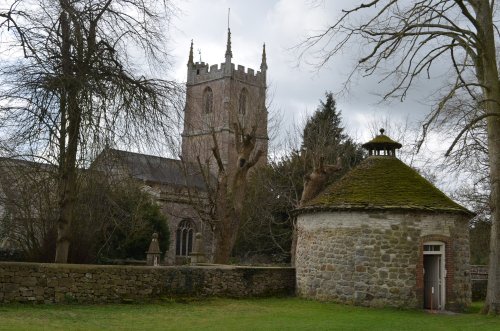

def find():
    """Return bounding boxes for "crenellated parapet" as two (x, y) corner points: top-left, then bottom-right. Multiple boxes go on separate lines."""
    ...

(233, 64), (265, 86)
(187, 29), (267, 87)
(187, 61), (265, 86)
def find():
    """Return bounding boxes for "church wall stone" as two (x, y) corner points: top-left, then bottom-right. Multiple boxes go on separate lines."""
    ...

(159, 199), (214, 265)
(295, 210), (471, 310)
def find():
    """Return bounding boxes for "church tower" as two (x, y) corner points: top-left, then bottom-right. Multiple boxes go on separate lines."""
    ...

(181, 29), (268, 177)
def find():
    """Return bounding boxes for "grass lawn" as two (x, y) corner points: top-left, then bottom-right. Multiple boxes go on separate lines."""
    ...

(0, 298), (499, 331)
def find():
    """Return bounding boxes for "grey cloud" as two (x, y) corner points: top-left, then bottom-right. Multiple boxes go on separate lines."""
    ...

(170, 0), (453, 146)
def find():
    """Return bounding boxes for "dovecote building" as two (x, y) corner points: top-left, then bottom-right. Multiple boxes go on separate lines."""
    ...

(295, 129), (472, 311)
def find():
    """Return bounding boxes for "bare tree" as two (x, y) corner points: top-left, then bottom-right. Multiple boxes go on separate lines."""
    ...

(182, 122), (263, 264)
(0, 158), (58, 261)
(298, 0), (500, 314)
(0, 0), (182, 263)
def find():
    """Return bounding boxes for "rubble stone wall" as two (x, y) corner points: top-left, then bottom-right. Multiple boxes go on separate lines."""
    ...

(295, 210), (471, 311)
(0, 262), (295, 304)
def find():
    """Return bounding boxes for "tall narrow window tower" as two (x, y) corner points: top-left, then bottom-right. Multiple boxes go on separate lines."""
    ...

(181, 30), (268, 177)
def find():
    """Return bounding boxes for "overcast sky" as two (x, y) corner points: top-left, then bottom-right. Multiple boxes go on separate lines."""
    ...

(167, 0), (449, 150)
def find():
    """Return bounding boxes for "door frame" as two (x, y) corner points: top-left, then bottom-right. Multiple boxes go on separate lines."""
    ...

(423, 241), (446, 310)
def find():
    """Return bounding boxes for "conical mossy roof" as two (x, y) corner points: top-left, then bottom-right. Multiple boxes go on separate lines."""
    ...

(299, 156), (472, 215)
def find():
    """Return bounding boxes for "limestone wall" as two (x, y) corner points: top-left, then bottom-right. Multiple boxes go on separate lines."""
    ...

(295, 210), (471, 311)
(0, 262), (295, 304)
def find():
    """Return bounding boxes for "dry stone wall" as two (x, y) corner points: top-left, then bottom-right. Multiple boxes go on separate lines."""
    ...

(0, 262), (295, 304)
(296, 210), (471, 311)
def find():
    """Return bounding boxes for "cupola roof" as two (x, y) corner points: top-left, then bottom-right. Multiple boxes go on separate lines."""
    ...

(362, 128), (402, 157)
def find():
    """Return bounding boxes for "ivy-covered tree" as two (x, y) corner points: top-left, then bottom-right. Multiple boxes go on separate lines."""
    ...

(86, 180), (170, 262)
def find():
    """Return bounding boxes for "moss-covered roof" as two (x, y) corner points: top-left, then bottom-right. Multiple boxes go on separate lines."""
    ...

(362, 132), (402, 150)
(298, 156), (472, 215)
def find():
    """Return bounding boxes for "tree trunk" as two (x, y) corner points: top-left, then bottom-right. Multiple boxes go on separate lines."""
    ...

(212, 170), (236, 264)
(54, 94), (80, 263)
(300, 156), (341, 206)
(54, 9), (81, 263)
(54, 135), (79, 263)
(475, 1), (500, 314)
(484, 105), (500, 314)
(213, 219), (237, 264)
(213, 196), (238, 263)
(485, 123), (500, 313)
(212, 166), (252, 263)
(290, 220), (297, 267)
(209, 124), (263, 264)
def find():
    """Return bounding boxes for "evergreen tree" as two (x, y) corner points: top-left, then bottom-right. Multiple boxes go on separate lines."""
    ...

(302, 92), (364, 185)
(303, 92), (345, 156)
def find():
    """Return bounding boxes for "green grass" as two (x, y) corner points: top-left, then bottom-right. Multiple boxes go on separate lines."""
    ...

(0, 298), (498, 331)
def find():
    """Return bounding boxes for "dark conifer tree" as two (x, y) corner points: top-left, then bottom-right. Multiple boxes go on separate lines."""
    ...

(302, 91), (364, 185)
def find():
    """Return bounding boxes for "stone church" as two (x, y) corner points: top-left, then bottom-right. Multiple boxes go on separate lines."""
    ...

(94, 29), (268, 264)
(0, 28), (268, 265)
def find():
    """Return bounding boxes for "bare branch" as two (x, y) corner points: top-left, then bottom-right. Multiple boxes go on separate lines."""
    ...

(445, 112), (500, 156)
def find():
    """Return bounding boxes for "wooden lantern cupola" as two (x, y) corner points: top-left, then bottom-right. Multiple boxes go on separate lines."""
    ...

(362, 128), (402, 157)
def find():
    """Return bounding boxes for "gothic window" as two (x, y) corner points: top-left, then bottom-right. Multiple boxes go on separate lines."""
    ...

(238, 88), (248, 115)
(203, 87), (213, 114)
(175, 219), (195, 256)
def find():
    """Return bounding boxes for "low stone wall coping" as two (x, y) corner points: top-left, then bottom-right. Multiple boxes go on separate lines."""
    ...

(0, 261), (293, 270)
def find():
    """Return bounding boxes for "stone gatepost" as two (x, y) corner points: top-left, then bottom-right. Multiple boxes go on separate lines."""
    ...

(146, 233), (162, 266)
(190, 232), (205, 265)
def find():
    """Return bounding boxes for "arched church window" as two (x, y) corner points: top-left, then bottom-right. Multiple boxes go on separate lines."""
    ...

(238, 88), (248, 115)
(175, 219), (195, 256)
(203, 87), (213, 114)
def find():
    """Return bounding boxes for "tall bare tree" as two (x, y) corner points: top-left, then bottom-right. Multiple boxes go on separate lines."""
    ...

(298, 0), (500, 314)
(183, 122), (263, 264)
(0, 0), (181, 263)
